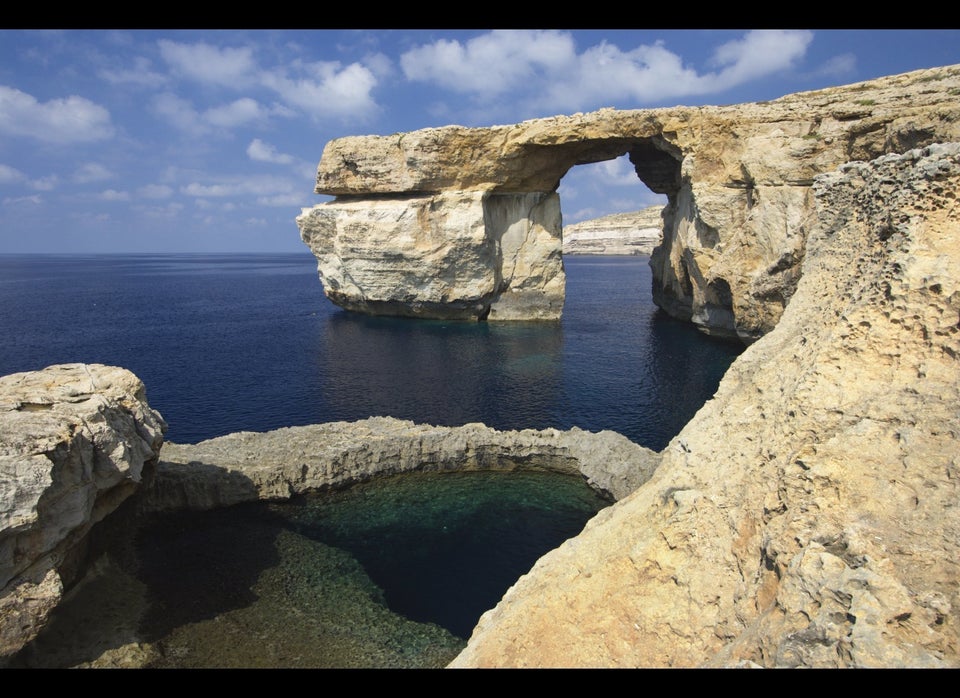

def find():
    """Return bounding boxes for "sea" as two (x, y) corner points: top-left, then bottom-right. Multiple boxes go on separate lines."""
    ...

(0, 252), (743, 668)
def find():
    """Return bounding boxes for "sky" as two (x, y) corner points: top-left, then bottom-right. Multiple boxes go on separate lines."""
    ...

(1, 28), (959, 254)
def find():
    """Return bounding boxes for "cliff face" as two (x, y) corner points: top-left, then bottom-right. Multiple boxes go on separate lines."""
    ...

(298, 65), (960, 342)
(562, 206), (663, 256)
(448, 142), (960, 668)
(0, 365), (166, 660)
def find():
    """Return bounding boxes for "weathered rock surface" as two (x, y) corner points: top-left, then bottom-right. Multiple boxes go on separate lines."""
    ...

(0, 364), (166, 661)
(298, 191), (565, 321)
(299, 64), (960, 342)
(448, 142), (960, 668)
(146, 418), (659, 513)
(562, 206), (663, 256)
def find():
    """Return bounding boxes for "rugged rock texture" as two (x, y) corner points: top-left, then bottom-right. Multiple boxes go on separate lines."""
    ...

(298, 191), (564, 321)
(0, 364), (166, 661)
(146, 418), (659, 513)
(298, 64), (960, 341)
(562, 206), (663, 256)
(448, 143), (960, 668)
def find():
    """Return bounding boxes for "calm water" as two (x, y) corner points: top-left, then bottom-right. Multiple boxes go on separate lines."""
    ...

(1, 252), (742, 668)
(0, 252), (740, 449)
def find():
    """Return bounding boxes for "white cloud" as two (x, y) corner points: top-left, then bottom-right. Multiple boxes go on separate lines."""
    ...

(73, 162), (113, 183)
(137, 202), (183, 218)
(0, 166), (58, 191)
(30, 175), (58, 191)
(158, 39), (257, 87)
(3, 194), (42, 206)
(401, 30), (575, 95)
(706, 30), (814, 87)
(100, 189), (130, 201)
(137, 184), (174, 199)
(182, 182), (233, 197)
(0, 85), (113, 143)
(204, 98), (268, 127)
(247, 138), (295, 164)
(257, 193), (305, 207)
(99, 56), (169, 88)
(181, 174), (296, 198)
(815, 53), (857, 78)
(596, 157), (640, 187)
(0, 163), (26, 184)
(153, 93), (291, 134)
(402, 30), (814, 113)
(260, 60), (379, 119)
(151, 92), (208, 135)
(154, 39), (381, 125)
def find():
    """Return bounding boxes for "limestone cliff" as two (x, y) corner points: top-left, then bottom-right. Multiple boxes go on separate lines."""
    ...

(448, 143), (960, 668)
(299, 64), (960, 342)
(562, 206), (663, 256)
(0, 364), (166, 660)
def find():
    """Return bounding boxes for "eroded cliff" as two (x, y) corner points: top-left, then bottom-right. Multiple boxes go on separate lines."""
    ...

(562, 206), (663, 256)
(0, 364), (166, 659)
(448, 142), (960, 668)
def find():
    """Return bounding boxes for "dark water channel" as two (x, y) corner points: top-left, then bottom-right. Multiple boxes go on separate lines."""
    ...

(13, 470), (610, 668)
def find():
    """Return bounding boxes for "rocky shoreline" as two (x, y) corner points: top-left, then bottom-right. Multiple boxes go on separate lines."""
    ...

(2, 67), (959, 667)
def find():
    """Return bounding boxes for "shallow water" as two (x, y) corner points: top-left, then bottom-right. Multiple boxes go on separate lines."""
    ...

(14, 470), (609, 668)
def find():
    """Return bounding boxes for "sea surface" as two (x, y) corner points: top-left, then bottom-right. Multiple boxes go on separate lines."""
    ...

(0, 252), (743, 668)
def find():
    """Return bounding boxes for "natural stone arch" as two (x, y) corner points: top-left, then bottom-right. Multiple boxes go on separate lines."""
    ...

(297, 65), (960, 344)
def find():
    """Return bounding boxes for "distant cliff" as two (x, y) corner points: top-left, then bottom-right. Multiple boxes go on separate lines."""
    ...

(562, 206), (663, 256)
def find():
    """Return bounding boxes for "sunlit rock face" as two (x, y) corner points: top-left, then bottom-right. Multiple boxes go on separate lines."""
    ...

(561, 206), (663, 256)
(0, 364), (166, 662)
(297, 64), (960, 341)
(298, 191), (564, 321)
(449, 143), (960, 668)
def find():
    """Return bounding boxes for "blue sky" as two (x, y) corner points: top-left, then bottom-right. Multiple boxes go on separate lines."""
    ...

(1, 29), (959, 254)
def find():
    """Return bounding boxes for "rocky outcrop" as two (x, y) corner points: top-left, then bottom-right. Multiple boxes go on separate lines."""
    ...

(298, 191), (564, 321)
(448, 142), (960, 668)
(1, 387), (658, 663)
(146, 418), (659, 513)
(0, 364), (166, 660)
(298, 64), (960, 342)
(562, 206), (663, 256)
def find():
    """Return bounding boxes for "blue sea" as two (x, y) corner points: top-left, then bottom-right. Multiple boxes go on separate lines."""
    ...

(0, 252), (740, 449)
(1, 252), (743, 668)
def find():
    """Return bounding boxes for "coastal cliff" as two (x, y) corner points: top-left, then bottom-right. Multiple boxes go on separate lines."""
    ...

(0, 365), (166, 659)
(298, 64), (960, 343)
(1, 74), (958, 669)
(562, 206), (663, 256)
(449, 142), (960, 668)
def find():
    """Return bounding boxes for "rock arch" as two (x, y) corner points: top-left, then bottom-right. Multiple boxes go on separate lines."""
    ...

(297, 65), (960, 344)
